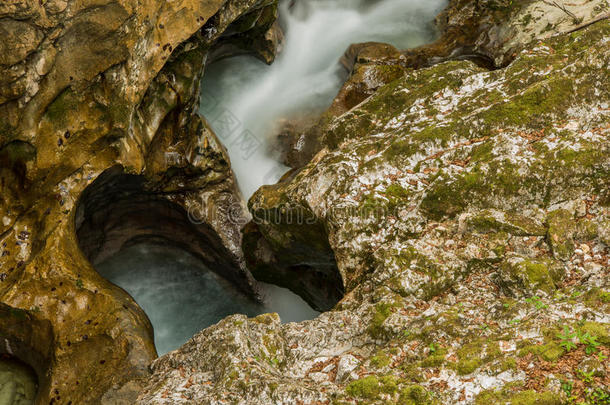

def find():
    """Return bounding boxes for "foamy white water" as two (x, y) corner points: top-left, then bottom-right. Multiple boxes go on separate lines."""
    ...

(201, 0), (446, 197)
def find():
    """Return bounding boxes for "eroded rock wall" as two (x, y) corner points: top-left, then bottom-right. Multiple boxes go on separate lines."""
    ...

(0, 0), (279, 403)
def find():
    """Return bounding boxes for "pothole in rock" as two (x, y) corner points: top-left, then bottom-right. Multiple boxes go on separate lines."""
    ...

(76, 167), (320, 355)
(0, 356), (38, 405)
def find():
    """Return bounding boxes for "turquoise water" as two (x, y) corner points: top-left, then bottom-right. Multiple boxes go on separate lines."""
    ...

(96, 243), (318, 355)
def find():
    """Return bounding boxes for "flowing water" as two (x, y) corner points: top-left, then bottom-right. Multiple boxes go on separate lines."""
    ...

(96, 244), (318, 355)
(200, 0), (446, 197)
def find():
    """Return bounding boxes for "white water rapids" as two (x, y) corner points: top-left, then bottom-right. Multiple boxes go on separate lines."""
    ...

(98, 0), (446, 356)
(200, 0), (446, 197)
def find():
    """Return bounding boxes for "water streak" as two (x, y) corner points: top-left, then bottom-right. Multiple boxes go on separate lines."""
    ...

(201, 0), (446, 197)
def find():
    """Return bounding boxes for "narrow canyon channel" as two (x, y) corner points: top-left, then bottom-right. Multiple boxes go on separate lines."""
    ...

(94, 0), (445, 356)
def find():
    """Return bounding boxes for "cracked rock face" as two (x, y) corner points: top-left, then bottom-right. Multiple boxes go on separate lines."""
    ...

(140, 9), (609, 405)
(0, 0), (279, 403)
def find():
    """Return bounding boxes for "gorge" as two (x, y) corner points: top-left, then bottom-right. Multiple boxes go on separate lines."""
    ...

(73, 0), (448, 357)
(0, 0), (608, 404)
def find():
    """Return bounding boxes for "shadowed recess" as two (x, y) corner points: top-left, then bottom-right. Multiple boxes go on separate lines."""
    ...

(75, 167), (319, 354)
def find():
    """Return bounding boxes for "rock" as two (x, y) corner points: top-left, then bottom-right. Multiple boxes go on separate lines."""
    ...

(577, 357), (606, 378)
(496, 255), (564, 297)
(286, 0), (610, 167)
(248, 19), (609, 305)
(0, 20), (43, 66)
(144, 17), (610, 405)
(208, 1), (284, 64)
(243, 204), (345, 312)
(335, 354), (360, 383)
(409, 0), (610, 68)
(0, 0), (281, 403)
(598, 220), (610, 246)
(462, 209), (547, 236)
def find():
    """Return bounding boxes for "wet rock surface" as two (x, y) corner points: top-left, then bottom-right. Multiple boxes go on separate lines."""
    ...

(0, 0), (280, 403)
(208, 1), (284, 64)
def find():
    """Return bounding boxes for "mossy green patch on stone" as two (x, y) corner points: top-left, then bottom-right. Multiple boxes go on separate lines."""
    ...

(522, 261), (554, 290)
(499, 256), (563, 295)
(383, 184), (410, 208)
(451, 341), (483, 375)
(421, 160), (533, 221)
(545, 208), (594, 262)
(449, 338), (507, 375)
(370, 350), (391, 368)
(344, 375), (435, 404)
(262, 333), (279, 356)
(497, 357), (518, 373)
(475, 388), (563, 405)
(455, 358), (482, 375)
(398, 384), (434, 405)
(481, 77), (574, 128)
(420, 346), (448, 368)
(344, 375), (392, 399)
(253, 313), (278, 325)
(367, 301), (400, 339)
(43, 86), (93, 128)
(583, 288), (610, 308)
(518, 341), (565, 362)
(467, 210), (546, 236)
(579, 322), (610, 346)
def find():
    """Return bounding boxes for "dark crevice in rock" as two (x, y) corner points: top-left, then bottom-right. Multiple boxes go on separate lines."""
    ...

(424, 46), (498, 70)
(207, 1), (283, 65)
(0, 303), (53, 404)
(75, 166), (257, 298)
(242, 219), (344, 312)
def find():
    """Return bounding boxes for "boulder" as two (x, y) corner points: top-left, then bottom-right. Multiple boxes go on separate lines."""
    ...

(143, 17), (609, 404)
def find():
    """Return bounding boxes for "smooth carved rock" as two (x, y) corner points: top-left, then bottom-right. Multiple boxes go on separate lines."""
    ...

(0, 0), (281, 403)
(209, 1), (284, 64)
(0, 20), (43, 67)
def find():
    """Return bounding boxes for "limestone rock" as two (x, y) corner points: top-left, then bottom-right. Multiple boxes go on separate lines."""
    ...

(0, 20), (43, 67)
(140, 15), (609, 405)
(285, 0), (610, 168)
(0, 0), (280, 403)
(208, 1), (284, 64)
